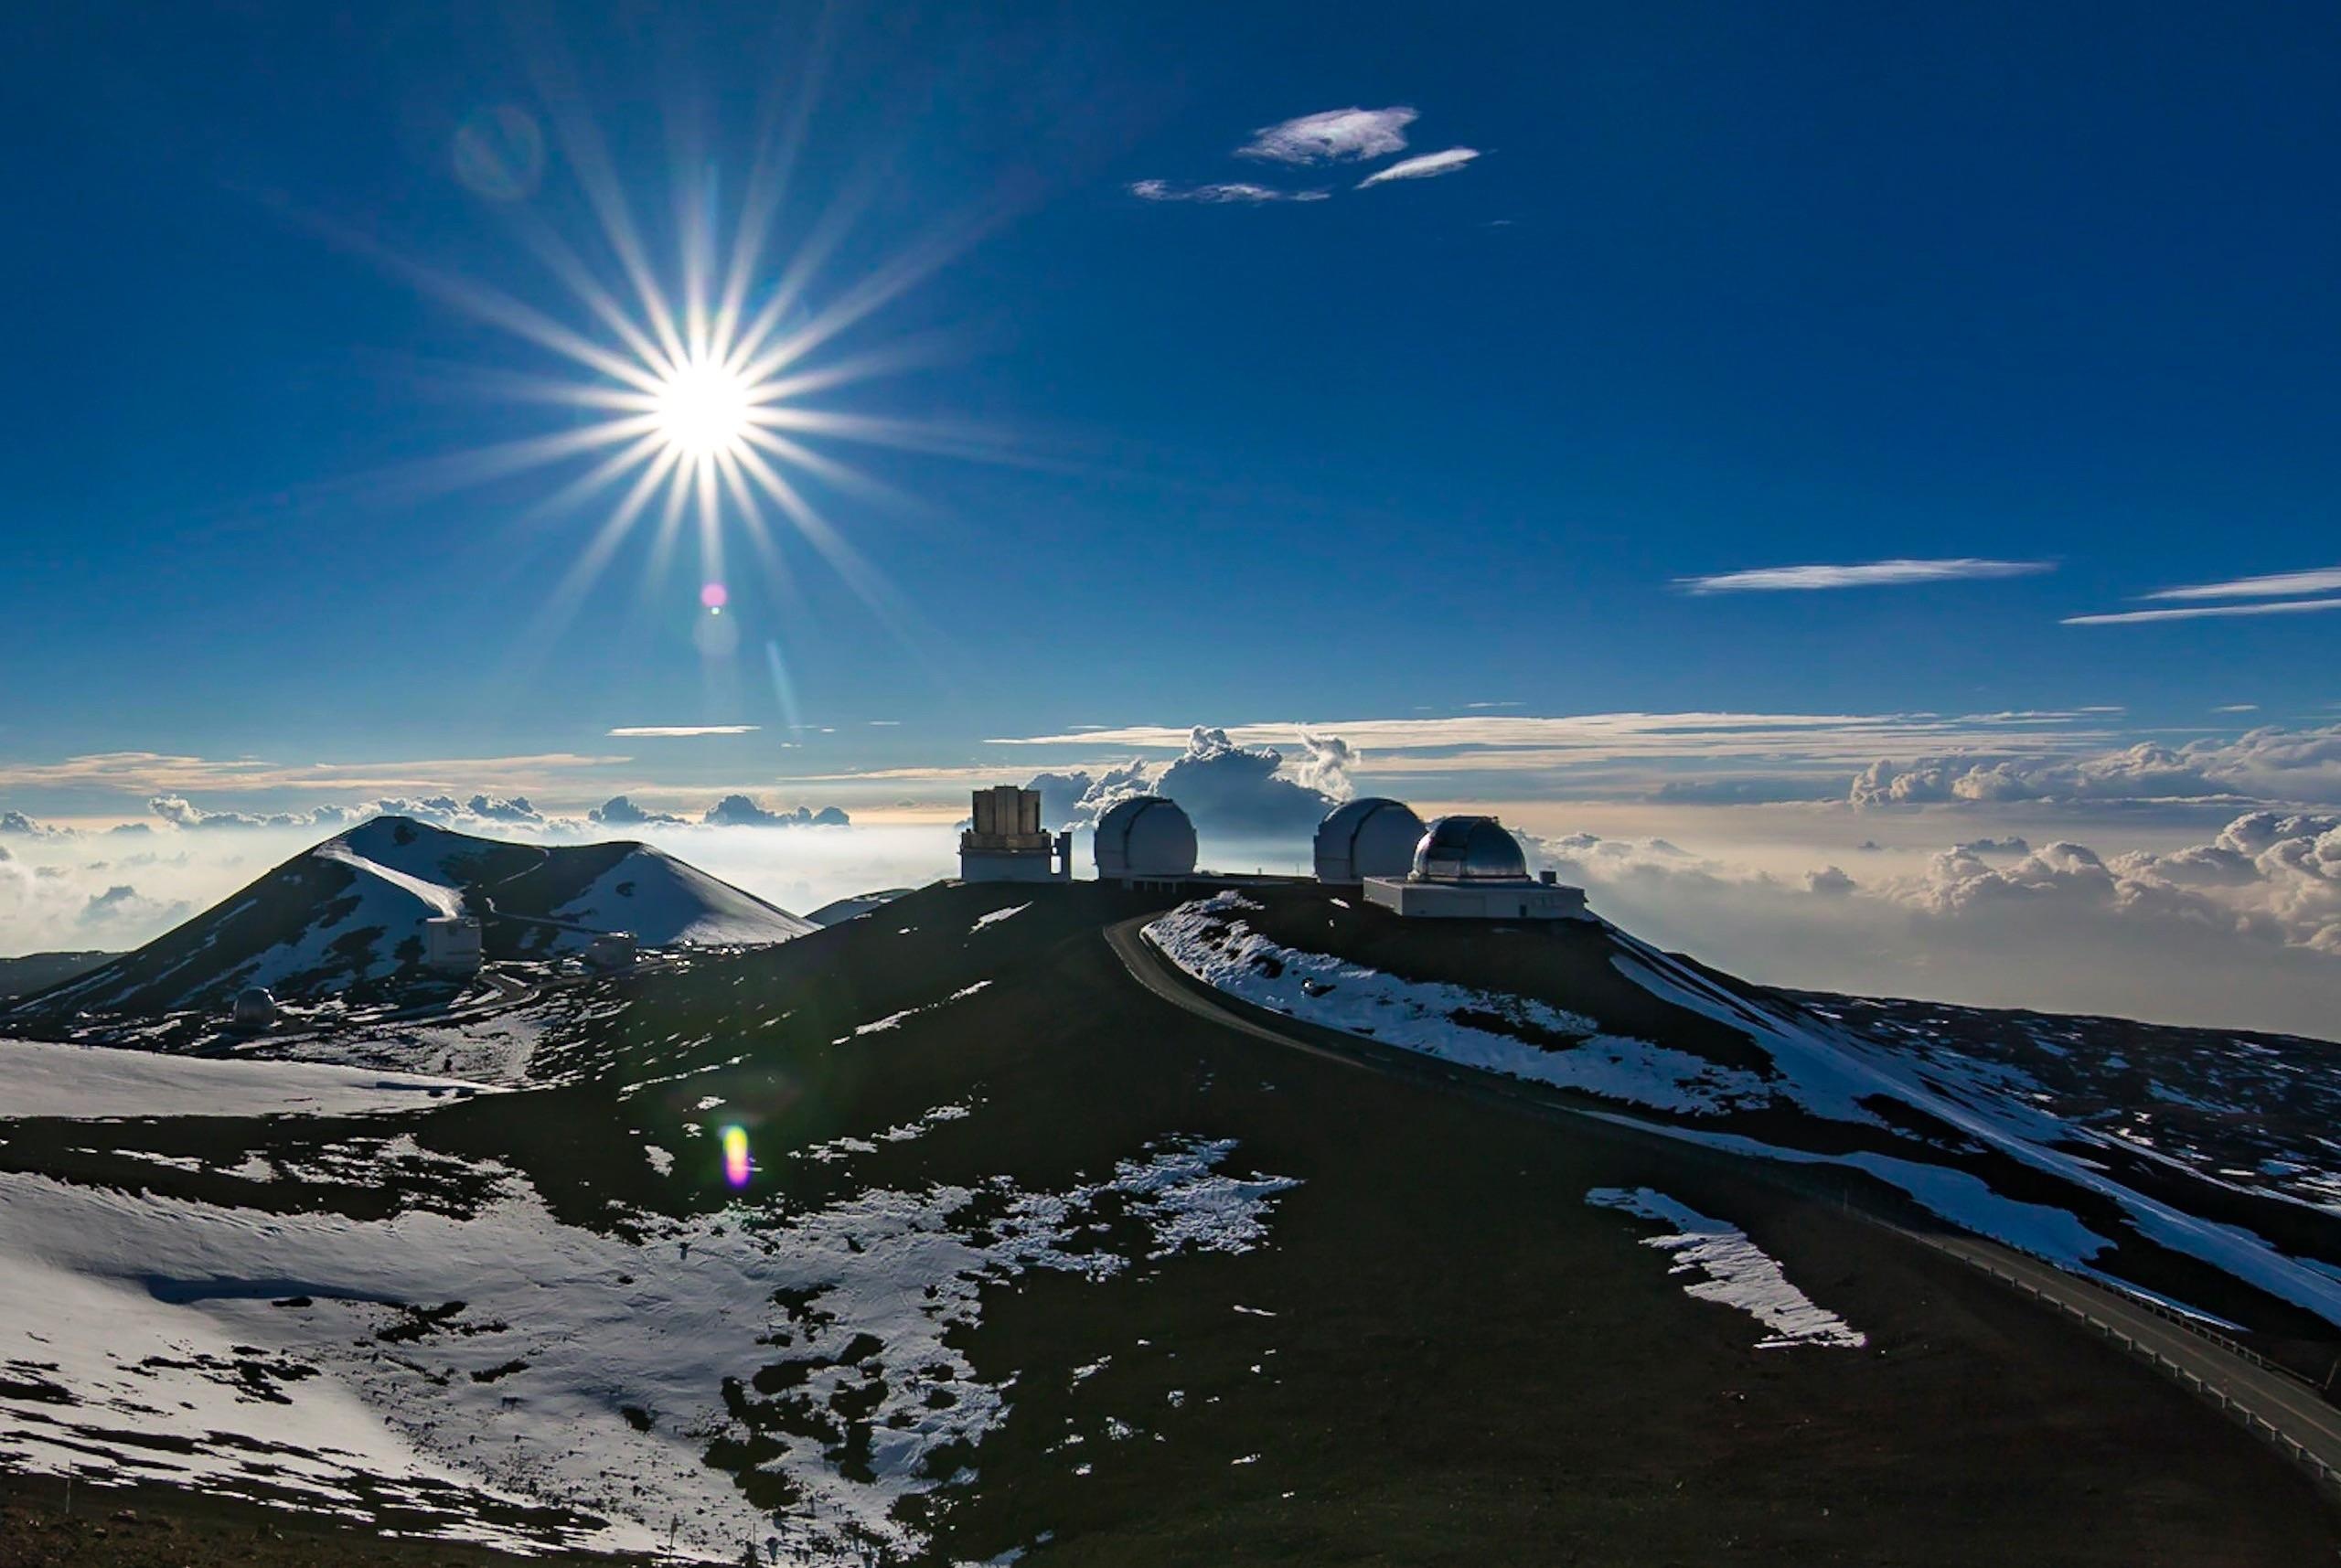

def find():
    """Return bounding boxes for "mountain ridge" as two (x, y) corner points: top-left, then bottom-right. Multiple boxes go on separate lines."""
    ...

(8, 816), (813, 1019)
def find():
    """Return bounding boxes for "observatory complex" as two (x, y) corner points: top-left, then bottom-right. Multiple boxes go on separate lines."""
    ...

(960, 786), (1075, 882)
(961, 778), (1585, 921)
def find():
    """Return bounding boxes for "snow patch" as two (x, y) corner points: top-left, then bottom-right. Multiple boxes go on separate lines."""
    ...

(1587, 1187), (1866, 1349)
(0, 1038), (496, 1120)
(970, 903), (1032, 933)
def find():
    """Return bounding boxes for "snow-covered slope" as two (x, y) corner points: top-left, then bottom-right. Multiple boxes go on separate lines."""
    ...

(550, 845), (815, 946)
(1147, 888), (2341, 1334)
(10, 816), (812, 1018)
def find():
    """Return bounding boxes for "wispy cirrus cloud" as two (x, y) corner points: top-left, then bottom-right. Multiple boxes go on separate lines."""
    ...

(605, 725), (760, 737)
(0, 752), (629, 795)
(1236, 106), (1417, 165)
(2063, 599), (2341, 626)
(2146, 566), (2341, 601)
(1357, 147), (1480, 187)
(1678, 559), (2055, 594)
(1127, 179), (1329, 205)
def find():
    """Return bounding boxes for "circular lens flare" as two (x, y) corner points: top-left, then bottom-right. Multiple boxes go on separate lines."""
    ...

(654, 359), (753, 459)
(721, 1125), (752, 1189)
(700, 581), (729, 609)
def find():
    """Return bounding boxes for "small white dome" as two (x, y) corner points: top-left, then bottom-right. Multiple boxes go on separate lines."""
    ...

(1313, 798), (1427, 882)
(1093, 796), (1197, 877)
(230, 987), (277, 1029)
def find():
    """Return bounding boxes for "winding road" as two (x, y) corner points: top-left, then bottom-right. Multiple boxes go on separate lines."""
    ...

(1103, 915), (2341, 1497)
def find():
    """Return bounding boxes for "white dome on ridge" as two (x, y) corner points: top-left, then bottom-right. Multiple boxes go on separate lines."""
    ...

(1093, 796), (1197, 878)
(1314, 797), (1427, 883)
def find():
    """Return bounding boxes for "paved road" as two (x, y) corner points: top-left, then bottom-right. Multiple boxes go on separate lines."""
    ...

(1104, 915), (2341, 1494)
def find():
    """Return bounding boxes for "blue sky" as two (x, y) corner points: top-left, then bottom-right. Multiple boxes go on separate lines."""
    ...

(3, 1), (2337, 818)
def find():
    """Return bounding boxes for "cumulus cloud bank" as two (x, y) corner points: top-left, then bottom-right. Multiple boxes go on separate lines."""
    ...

(1023, 726), (1355, 836)
(1520, 815), (2341, 1038)
(702, 795), (850, 829)
(1848, 727), (2341, 809)
(589, 795), (689, 827)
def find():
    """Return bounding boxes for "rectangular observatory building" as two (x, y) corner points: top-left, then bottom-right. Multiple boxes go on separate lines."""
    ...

(959, 785), (1073, 882)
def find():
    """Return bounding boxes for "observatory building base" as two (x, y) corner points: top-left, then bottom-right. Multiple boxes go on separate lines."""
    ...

(1363, 878), (1590, 921)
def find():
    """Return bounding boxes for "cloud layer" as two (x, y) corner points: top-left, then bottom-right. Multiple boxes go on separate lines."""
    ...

(1127, 179), (1328, 205)
(1678, 558), (2054, 594)
(1848, 727), (2341, 809)
(1521, 816), (2341, 1038)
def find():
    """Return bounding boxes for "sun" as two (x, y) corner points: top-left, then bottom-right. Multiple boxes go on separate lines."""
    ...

(651, 357), (754, 460)
(374, 96), (1017, 675)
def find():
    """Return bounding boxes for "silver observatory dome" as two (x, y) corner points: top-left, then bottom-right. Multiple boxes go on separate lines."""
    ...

(1411, 815), (1531, 883)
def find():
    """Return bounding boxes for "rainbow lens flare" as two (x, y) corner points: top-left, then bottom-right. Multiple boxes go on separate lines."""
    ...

(721, 1125), (752, 1189)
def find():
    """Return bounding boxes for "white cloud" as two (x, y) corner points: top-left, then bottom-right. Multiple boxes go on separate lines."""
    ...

(588, 795), (689, 827)
(0, 810), (70, 839)
(2147, 566), (2341, 601)
(1804, 865), (1857, 896)
(701, 795), (850, 829)
(1127, 179), (1330, 205)
(2063, 598), (2341, 626)
(1951, 836), (2031, 857)
(1678, 559), (2054, 594)
(605, 725), (758, 737)
(77, 883), (189, 934)
(1356, 147), (1480, 187)
(1235, 106), (1417, 165)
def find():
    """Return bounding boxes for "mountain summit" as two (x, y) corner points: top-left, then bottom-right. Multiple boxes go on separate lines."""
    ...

(16, 816), (813, 1017)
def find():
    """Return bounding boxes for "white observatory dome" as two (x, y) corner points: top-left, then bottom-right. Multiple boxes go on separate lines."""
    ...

(1411, 816), (1531, 883)
(1313, 797), (1427, 883)
(1093, 795), (1198, 878)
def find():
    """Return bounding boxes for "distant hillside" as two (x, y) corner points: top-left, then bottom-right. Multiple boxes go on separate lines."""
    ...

(10, 816), (813, 1017)
(1143, 885), (2341, 1341)
(0, 950), (116, 998)
(805, 887), (914, 926)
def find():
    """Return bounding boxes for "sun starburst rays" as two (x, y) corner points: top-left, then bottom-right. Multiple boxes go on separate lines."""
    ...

(390, 133), (1005, 663)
